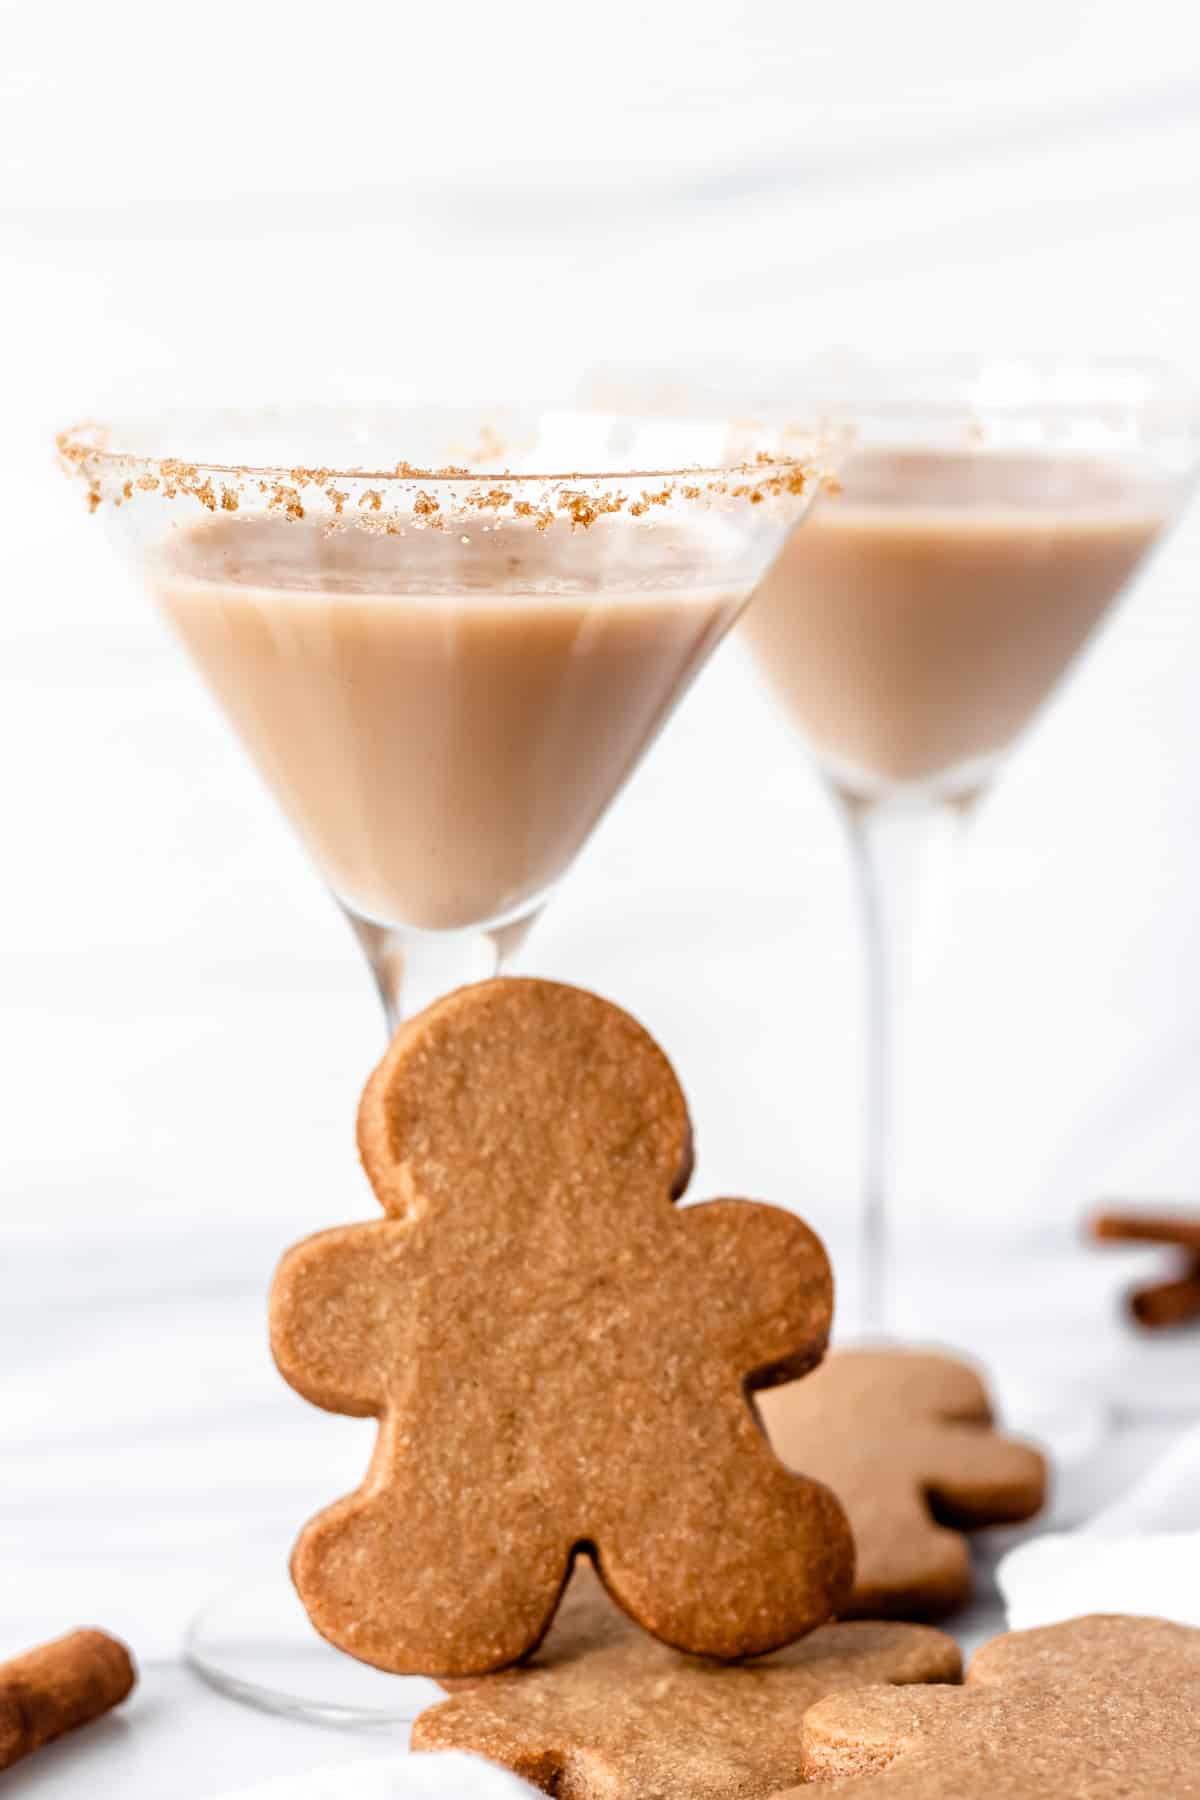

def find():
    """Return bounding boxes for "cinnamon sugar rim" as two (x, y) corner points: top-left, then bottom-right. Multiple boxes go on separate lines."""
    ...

(56, 415), (832, 530)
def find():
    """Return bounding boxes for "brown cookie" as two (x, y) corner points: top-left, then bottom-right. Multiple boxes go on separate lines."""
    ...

(789, 1614), (1200, 1796)
(413, 1561), (961, 1799)
(756, 1349), (1046, 1620)
(1092, 1209), (1200, 1329)
(270, 977), (854, 1678)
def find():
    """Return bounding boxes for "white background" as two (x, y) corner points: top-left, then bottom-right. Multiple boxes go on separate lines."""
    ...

(3, 4), (1200, 1792)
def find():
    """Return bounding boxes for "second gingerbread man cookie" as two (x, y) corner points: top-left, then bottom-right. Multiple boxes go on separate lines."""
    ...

(271, 978), (853, 1678)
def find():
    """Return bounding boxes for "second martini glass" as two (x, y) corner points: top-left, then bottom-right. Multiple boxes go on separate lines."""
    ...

(741, 358), (1200, 1344)
(59, 404), (826, 1721)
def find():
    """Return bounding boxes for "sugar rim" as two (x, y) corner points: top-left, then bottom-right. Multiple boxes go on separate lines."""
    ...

(56, 412), (831, 528)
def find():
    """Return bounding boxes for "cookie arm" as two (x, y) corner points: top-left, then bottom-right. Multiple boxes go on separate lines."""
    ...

(680, 1199), (833, 1386)
(799, 1684), (962, 1789)
(269, 1222), (401, 1415)
(412, 1689), (573, 1791)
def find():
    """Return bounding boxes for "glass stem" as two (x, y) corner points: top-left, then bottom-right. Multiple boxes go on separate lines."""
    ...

(838, 791), (969, 1336)
(345, 911), (540, 1037)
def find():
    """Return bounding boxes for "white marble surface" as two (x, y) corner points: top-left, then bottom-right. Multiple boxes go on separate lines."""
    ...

(1, 1400), (1187, 1799)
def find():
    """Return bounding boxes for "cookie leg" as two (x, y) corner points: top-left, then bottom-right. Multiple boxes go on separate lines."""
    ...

(292, 1490), (572, 1679)
(924, 1429), (1047, 1529)
(833, 1487), (974, 1621)
(595, 1461), (854, 1659)
(842, 1519), (974, 1621)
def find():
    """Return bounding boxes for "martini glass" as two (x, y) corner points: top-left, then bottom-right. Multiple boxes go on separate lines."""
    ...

(58, 404), (827, 1723)
(740, 358), (1200, 1350)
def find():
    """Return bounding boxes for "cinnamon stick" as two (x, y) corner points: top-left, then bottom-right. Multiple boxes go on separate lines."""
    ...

(1090, 1210), (1200, 1332)
(0, 1629), (135, 1771)
(1128, 1259), (1200, 1331)
(1092, 1210), (1200, 1251)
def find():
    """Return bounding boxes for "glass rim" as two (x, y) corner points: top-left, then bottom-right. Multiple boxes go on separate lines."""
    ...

(590, 354), (1200, 433)
(55, 407), (837, 531)
(780, 353), (1200, 425)
(55, 408), (828, 489)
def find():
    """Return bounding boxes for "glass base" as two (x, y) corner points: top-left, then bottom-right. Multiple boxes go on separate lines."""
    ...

(184, 1566), (443, 1726)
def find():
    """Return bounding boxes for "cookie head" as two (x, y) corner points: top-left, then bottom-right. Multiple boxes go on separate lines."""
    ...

(271, 977), (854, 1678)
(791, 1614), (1200, 1798)
(357, 978), (693, 1220)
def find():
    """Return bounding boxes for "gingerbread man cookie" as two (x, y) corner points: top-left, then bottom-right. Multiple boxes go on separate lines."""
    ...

(757, 1349), (1045, 1619)
(271, 978), (854, 1678)
(414, 1561), (960, 1799)
(788, 1614), (1200, 1796)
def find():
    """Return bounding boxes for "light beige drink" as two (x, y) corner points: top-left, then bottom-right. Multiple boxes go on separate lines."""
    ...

(743, 448), (1167, 792)
(155, 517), (741, 930)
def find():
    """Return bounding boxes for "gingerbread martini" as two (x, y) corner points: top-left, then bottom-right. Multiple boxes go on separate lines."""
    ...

(737, 358), (1199, 1347)
(155, 514), (744, 933)
(743, 445), (1169, 799)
